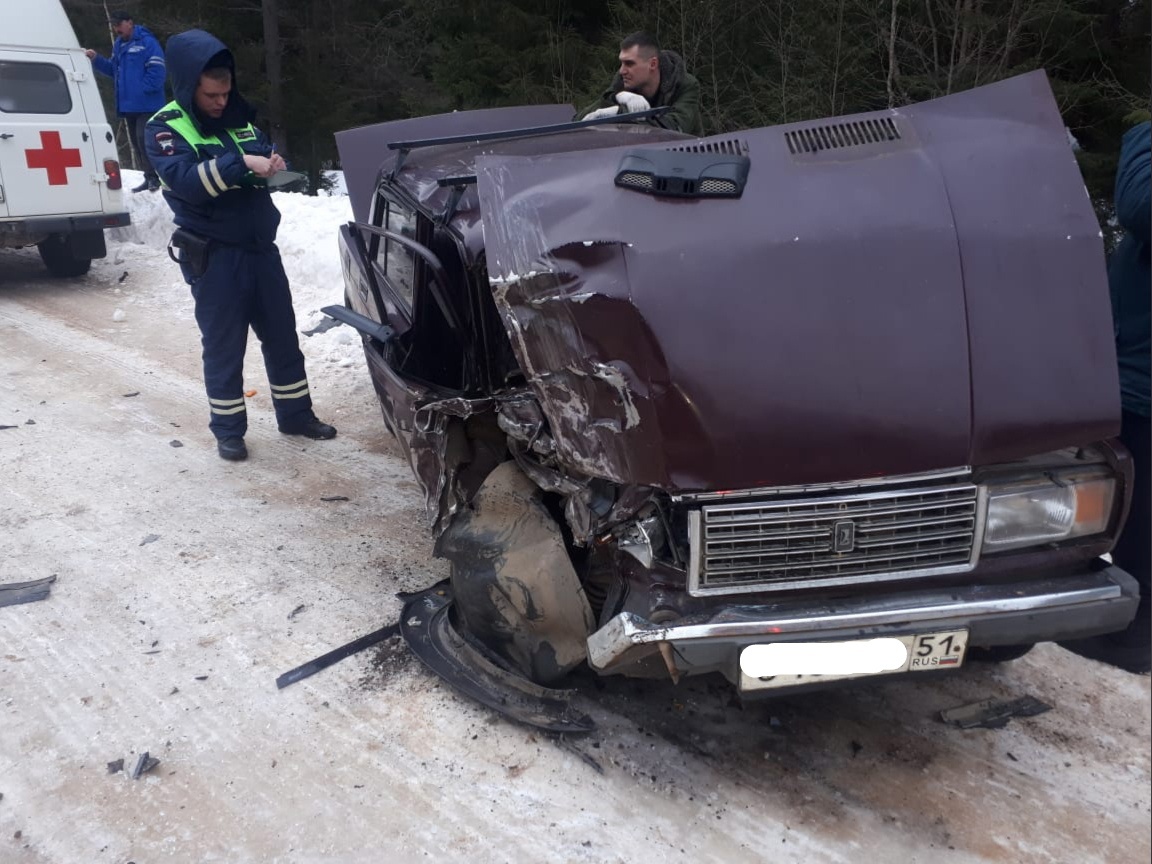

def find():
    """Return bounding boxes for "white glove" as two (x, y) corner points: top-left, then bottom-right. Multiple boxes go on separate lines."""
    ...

(583, 106), (621, 121)
(615, 91), (651, 113)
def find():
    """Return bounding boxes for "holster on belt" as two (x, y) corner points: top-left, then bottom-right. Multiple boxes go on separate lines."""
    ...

(167, 227), (214, 278)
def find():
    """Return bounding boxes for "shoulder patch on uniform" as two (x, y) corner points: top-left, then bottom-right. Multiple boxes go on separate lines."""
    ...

(154, 130), (176, 156)
(154, 109), (183, 122)
(234, 129), (256, 141)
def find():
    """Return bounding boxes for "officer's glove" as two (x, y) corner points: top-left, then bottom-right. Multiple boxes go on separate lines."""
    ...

(583, 106), (621, 121)
(615, 91), (651, 113)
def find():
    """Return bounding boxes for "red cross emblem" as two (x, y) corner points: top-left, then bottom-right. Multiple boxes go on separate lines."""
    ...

(25, 130), (83, 185)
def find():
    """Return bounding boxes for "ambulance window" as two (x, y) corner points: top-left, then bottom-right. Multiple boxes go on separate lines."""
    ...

(0, 62), (73, 114)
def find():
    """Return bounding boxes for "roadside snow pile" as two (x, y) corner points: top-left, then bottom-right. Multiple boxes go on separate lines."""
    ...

(107, 169), (354, 332)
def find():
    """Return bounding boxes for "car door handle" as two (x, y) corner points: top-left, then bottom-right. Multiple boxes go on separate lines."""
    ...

(0, 133), (14, 140)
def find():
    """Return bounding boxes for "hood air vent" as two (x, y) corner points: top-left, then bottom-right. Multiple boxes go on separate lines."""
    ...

(668, 138), (749, 156)
(785, 117), (901, 154)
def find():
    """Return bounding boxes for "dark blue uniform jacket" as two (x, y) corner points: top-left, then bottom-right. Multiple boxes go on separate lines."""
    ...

(1109, 122), (1151, 418)
(144, 30), (281, 250)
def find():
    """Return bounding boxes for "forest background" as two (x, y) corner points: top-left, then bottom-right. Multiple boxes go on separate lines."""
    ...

(63, 0), (1149, 245)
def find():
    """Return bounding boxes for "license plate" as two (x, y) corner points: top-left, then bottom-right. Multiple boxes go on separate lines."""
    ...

(738, 629), (969, 692)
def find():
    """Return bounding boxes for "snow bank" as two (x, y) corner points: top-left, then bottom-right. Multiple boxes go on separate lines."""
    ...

(107, 169), (353, 330)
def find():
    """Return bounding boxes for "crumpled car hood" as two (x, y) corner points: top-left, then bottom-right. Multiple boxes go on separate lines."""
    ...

(475, 71), (1118, 492)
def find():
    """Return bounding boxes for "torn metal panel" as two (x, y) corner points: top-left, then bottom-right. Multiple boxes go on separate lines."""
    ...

(474, 70), (1117, 493)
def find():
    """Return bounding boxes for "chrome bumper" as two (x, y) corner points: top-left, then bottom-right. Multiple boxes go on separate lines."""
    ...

(586, 565), (1139, 675)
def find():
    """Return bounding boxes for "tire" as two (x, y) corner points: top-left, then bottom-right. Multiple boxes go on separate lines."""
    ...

(37, 234), (92, 278)
(967, 643), (1035, 663)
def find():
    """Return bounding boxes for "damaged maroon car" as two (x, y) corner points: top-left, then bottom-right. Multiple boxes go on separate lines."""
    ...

(329, 71), (1138, 731)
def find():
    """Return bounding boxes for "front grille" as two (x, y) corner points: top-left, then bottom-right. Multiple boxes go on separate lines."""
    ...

(688, 483), (980, 595)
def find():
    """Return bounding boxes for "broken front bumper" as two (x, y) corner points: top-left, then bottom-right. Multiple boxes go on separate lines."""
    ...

(587, 564), (1140, 682)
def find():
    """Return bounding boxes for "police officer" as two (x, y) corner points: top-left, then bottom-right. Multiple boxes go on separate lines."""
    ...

(145, 30), (335, 462)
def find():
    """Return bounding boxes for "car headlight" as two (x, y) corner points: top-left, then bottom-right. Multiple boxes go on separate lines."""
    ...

(981, 470), (1115, 553)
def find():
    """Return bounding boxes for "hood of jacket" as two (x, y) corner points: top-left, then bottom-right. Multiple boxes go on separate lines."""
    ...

(164, 29), (253, 132)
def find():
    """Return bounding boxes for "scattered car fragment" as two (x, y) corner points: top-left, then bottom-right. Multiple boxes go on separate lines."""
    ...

(940, 696), (1052, 729)
(0, 575), (57, 608)
(331, 71), (1139, 727)
(130, 752), (160, 779)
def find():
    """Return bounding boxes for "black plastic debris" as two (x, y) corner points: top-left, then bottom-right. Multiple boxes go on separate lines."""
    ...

(320, 495), (349, 502)
(24, 419), (35, 425)
(0, 575), (57, 608)
(940, 696), (1052, 729)
(276, 622), (400, 689)
(139, 534), (160, 546)
(169, 440), (183, 448)
(122, 392), (140, 398)
(118, 271), (128, 283)
(107, 758), (124, 774)
(130, 752), (160, 779)
(288, 604), (307, 621)
(0, 425), (17, 430)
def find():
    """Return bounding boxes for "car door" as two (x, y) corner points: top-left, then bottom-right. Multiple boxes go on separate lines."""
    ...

(0, 50), (103, 218)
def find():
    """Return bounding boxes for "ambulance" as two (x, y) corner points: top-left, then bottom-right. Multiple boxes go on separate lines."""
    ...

(0, 0), (129, 277)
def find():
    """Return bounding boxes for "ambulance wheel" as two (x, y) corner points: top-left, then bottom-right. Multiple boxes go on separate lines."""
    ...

(38, 235), (92, 278)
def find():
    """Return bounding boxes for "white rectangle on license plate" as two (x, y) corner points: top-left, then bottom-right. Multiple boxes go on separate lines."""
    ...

(738, 629), (968, 691)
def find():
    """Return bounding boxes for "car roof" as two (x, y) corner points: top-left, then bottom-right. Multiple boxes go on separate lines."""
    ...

(335, 106), (695, 259)
(394, 123), (693, 256)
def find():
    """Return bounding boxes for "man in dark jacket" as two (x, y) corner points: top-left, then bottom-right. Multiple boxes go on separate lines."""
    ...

(578, 32), (703, 136)
(145, 29), (336, 462)
(1062, 121), (1150, 674)
(85, 11), (166, 192)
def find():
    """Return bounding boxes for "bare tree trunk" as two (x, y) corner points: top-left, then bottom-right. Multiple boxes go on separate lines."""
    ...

(262, 0), (288, 154)
(925, 0), (940, 78)
(830, 0), (845, 115)
(887, 0), (899, 108)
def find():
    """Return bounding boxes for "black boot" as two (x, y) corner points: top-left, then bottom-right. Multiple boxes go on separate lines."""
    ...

(279, 413), (337, 440)
(217, 437), (248, 461)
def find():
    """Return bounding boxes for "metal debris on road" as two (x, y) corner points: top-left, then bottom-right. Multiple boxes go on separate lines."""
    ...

(940, 696), (1052, 729)
(106, 759), (124, 774)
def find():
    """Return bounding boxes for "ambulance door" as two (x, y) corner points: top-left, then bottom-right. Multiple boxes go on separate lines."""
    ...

(0, 50), (103, 217)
